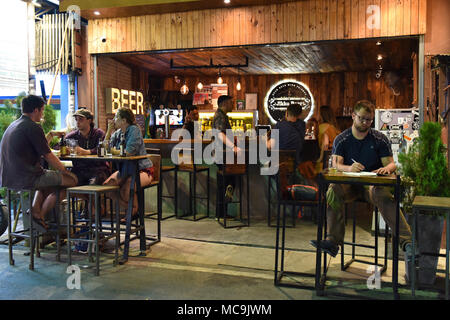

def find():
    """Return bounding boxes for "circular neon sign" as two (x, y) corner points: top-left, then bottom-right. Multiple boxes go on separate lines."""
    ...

(264, 79), (315, 124)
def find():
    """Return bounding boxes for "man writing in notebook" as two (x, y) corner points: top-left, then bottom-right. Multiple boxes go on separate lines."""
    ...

(310, 100), (415, 264)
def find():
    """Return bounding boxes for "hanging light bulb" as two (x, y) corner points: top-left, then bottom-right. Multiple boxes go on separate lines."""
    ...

(236, 67), (241, 91)
(197, 81), (203, 90)
(180, 82), (189, 95)
(217, 69), (223, 84)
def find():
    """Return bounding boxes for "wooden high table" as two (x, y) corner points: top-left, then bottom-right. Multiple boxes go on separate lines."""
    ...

(315, 169), (402, 299)
(60, 154), (150, 264)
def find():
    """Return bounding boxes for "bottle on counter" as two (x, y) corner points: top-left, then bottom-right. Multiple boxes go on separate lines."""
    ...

(119, 133), (126, 157)
(97, 140), (105, 157)
(59, 134), (68, 156)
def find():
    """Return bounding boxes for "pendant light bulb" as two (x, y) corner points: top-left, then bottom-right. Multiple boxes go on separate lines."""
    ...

(180, 83), (189, 95)
(197, 82), (203, 90)
(236, 81), (241, 91)
(217, 69), (223, 84)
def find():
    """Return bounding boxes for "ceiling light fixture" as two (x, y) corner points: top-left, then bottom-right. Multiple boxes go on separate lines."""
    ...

(376, 41), (382, 46)
(236, 67), (241, 91)
(180, 81), (189, 95)
(94, 11), (101, 16)
(224, 0), (231, 4)
(217, 69), (223, 84)
(197, 82), (203, 90)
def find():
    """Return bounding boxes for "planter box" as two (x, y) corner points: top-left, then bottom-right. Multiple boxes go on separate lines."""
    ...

(405, 213), (444, 286)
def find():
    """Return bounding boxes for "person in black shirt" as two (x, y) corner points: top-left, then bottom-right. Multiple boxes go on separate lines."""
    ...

(267, 103), (305, 162)
(310, 100), (414, 264)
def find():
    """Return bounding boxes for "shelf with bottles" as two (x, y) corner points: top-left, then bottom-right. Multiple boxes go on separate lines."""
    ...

(198, 110), (258, 133)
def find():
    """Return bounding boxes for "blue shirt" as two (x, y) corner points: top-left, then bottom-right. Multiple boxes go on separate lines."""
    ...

(273, 119), (306, 163)
(332, 128), (392, 172)
(111, 124), (152, 173)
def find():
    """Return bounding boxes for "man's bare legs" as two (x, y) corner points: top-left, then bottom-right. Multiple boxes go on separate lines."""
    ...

(32, 171), (78, 225)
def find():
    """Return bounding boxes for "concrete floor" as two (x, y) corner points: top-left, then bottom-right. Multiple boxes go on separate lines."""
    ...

(0, 211), (446, 301)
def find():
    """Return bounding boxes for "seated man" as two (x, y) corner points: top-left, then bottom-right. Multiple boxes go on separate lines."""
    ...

(63, 108), (110, 185)
(266, 103), (306, 191)
(0, 95), (78, 231)
(310, 100), (414, 262)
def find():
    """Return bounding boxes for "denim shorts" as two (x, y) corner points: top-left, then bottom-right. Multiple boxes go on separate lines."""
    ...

(33, 170), (62, 189)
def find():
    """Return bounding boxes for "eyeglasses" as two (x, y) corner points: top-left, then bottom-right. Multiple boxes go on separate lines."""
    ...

(354, 113), (374, 124)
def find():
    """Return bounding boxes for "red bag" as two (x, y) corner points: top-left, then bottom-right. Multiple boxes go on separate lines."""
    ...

(286, 184), (318, 201)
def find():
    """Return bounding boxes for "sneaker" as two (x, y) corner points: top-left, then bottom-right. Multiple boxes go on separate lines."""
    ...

(225, 185), (234, 203)
(310, 239), (339, 257)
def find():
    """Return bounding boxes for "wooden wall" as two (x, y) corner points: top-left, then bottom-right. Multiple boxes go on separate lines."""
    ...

(87, 0), (427, 54)
(158, 72), (413, 126)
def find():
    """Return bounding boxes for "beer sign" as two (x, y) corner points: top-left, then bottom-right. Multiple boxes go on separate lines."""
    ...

(263, 80), (315, 124)
(105, 88), (144, 115)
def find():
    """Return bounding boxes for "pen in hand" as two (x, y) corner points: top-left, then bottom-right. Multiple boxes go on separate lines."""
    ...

(350, 158), (365, 172)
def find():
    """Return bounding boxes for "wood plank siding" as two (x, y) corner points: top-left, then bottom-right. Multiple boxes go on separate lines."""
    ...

(87, 0), (427, 54)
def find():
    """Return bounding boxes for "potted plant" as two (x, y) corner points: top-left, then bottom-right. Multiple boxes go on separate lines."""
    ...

(398, 121), (450, 286)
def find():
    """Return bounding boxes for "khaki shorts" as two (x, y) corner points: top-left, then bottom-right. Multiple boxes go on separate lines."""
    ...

(33, 170), (62, 189)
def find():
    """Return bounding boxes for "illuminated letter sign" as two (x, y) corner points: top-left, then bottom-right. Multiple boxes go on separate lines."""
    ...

(105, 88), (144, 115)
(263, 80), (315, 124)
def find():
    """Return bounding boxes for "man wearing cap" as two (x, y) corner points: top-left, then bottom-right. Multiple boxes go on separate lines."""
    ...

(212, 95), (241, 219)
(64, 108), (110, 185)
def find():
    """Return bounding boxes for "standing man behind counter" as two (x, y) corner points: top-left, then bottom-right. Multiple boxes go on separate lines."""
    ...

(212, 95), (241, 218)
(310, 100), (415, 264)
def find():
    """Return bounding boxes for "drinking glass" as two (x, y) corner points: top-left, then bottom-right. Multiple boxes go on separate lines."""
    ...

(67, 139), (78, 156)
(104, 140), (112, 157)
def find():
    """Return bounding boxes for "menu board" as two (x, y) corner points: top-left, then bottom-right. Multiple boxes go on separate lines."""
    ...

(211, 84), (228, 109)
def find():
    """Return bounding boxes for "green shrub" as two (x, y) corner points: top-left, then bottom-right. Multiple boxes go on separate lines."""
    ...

(398, 122), (450, 213)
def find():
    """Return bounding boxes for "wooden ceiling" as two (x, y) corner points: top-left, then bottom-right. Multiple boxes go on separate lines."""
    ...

(112, 37), (418, 77)
(61, 0), (297, 20)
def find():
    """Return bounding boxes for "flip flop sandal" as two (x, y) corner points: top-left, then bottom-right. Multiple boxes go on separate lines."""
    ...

(24, 210), (49, 233)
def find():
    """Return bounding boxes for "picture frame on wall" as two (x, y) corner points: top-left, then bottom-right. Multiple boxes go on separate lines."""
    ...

(236, 99), (245, 110)
(245, 93), (257, 110)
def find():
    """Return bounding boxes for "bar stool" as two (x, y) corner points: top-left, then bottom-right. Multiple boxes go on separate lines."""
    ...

(145, 148), (176, 220)
(176, 148), (209, 221)
(411, 196), (450, 299)
(66, 185), (120, 276)
(7, 188), (39, 270)
(216, 163), (250, 229)
(268, 150), (300, 228)
(274, 152), (318, 289)
(7, 187), (63, 269)
(141, 154), (162, 246)
(340, 203), (389, 274)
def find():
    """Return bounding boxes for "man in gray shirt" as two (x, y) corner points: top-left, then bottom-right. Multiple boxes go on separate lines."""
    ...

(0, 95), (77, 231)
